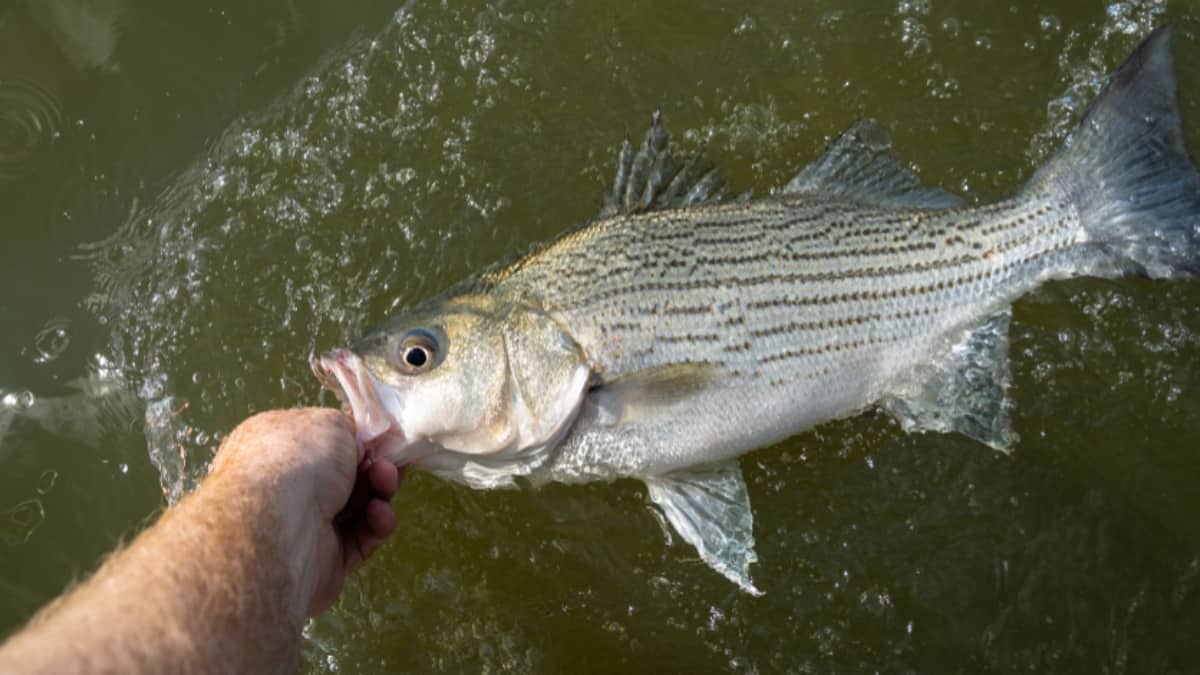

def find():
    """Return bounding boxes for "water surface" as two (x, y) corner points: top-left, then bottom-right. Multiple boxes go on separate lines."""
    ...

(2, 1), (1199, 672)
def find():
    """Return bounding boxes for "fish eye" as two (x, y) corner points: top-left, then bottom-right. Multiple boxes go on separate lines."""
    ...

(397, 328), (441, 374)
(405, 347), (428, 367)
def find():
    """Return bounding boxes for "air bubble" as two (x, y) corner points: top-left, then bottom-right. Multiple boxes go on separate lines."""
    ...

(36, 470), (57, 495)
(895, 0), (932, 15)
(33, 318), (71, 364)
(3, 390), (36, 410)
(899, 17), (932, 57)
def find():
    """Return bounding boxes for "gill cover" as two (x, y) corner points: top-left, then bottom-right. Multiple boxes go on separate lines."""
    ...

(497, 308), (593, 460)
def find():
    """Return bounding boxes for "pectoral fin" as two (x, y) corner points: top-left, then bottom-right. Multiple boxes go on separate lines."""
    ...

(645, 461), (762, 595)
(590, 362), (719, 427)
(881, 308), (1017, 452)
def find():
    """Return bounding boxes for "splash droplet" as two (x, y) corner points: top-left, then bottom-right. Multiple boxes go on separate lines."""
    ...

(733, 15), (757, 35)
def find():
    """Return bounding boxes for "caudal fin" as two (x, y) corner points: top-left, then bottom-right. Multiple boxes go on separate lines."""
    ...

(1027, 26), (1200, 278)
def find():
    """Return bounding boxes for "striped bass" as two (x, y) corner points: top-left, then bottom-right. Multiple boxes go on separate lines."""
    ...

(314, 27), (1200, 593)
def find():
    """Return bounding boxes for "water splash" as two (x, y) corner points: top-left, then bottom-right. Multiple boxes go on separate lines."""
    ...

(81, 1), (527, 499)
(144, 394), (192, 504)
(1026, 0), (1169, 166)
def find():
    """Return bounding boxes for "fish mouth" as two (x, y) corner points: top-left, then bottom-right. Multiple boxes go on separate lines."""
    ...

(311, 349), (408, 464)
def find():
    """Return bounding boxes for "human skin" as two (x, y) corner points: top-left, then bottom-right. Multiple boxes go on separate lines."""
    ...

(0, 407), (399, 674)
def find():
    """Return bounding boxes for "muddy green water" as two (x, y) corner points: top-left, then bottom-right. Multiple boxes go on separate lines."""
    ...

(2, 0), (1200, 672)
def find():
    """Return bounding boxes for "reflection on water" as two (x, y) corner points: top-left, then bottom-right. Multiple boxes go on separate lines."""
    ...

(0, 0), (122, 182)
(0, 500), (45, 547)
(0, 80), (63, 182)
(3, 0), (1200, 672)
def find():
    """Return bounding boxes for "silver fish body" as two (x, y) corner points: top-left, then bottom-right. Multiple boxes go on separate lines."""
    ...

(512, 193), (1074, 482)
(316, 27), (1200, 593)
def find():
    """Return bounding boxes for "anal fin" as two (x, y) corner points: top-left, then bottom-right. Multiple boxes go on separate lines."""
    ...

(882, 308), (1017, 452)
(645, 461), (762, 595)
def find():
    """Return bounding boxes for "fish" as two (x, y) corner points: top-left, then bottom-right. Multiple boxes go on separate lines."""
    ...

(313, 27), (1200, 594)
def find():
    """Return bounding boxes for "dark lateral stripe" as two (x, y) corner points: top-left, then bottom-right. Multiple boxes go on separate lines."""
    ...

(662, 303), (716, 316)
(744, 269), (980, 310)
(744, 246), (1051, 311)
(642, 210), (835, 246)
(659, 333), (722, 344)
(643, 214), (762, 239)
(684, 215), (762, 232)
(759, 210), (828, 231)
(574, 252), (981, 307)
(692, 238), (941, 266)
(644, 228), (699, 243)
(603, 321), (642, 332)
(748, 313), (879, 338)
(692, 230), (771, 248)
(757, 338), (871, 364)
(743, 304), (939, 344)
(627, 303), (715, 317)
(780, 239), (940, 260)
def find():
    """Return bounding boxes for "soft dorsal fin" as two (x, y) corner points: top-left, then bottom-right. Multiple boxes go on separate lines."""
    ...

(783, 119), (964, 209)
(599, 111), (729, 218)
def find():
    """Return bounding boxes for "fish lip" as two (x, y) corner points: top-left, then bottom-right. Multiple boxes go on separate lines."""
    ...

(311, 349), (407, 460)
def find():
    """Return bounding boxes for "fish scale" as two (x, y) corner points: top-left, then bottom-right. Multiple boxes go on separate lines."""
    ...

(480, 191), (1082, 487)
(510, 194), (1075, 384)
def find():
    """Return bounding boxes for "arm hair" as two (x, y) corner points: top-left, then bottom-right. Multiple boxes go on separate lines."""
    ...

(0, 476), (304, 674)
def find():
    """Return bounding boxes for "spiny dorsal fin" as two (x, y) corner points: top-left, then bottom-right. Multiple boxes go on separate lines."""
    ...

(599, 111), (729, 218)
(783, 119), (964, 209)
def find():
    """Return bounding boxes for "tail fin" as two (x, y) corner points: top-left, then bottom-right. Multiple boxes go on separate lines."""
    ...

(1026, 26), (1200, 278)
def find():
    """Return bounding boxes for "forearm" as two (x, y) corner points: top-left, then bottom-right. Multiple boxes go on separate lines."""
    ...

(0, 475), (305, 674)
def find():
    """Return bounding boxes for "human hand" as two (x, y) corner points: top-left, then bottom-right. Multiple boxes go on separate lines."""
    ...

(209, 408), (401, 617)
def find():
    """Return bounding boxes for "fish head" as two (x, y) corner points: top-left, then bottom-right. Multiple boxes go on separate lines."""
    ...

(313, 293), (592, 478)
